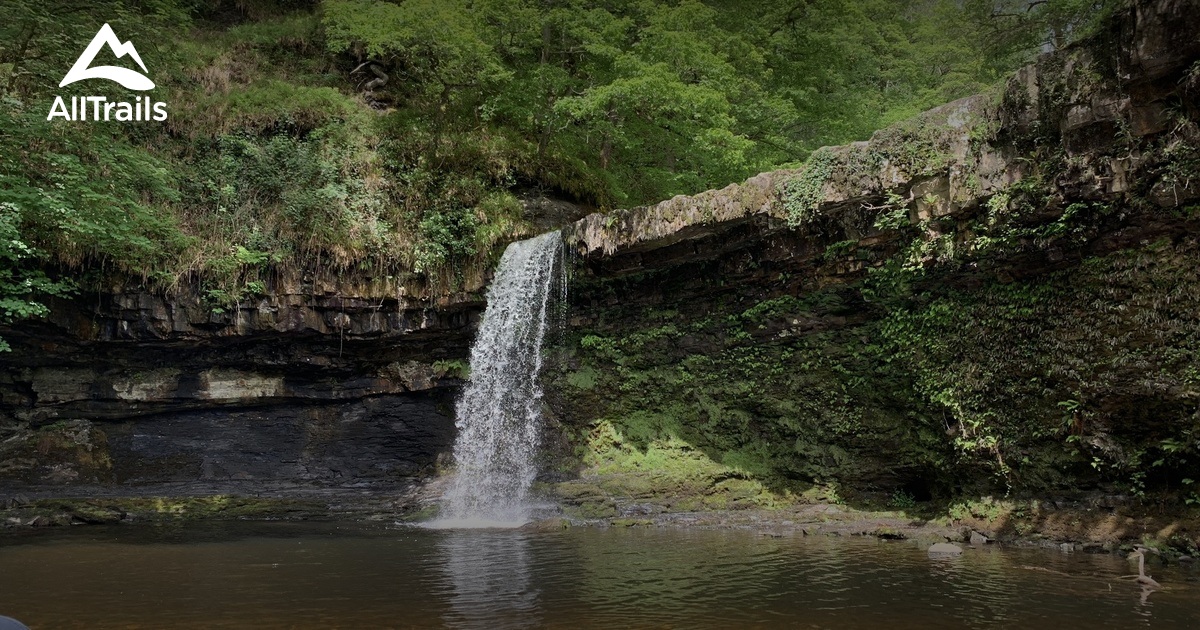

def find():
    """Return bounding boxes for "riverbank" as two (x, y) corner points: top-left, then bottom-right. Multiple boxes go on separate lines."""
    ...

(4, 481), (1197, 562)
(543, 477), (1200, 558)
(0, 483), (420, 528)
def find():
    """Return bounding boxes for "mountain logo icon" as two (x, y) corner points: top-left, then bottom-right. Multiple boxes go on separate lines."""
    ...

(59, 23), (155, 91)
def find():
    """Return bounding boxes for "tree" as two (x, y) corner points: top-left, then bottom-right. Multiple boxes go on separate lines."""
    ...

(324, 0), (510, 113)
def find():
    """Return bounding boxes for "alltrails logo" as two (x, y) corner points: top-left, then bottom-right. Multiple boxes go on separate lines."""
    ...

(47, 23), (168, 122)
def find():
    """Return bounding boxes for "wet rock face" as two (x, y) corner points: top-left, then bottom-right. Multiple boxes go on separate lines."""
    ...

(0, 393), (456, 488)
(0, 277), (475, 490)
(0, 359), (462, 489)
(102, 393), (455, 486)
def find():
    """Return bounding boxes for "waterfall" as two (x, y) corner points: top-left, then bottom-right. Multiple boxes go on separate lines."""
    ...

(431, 231), (564, 528)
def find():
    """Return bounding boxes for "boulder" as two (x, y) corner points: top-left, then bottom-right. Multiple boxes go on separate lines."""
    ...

(928, 542), (964, 557)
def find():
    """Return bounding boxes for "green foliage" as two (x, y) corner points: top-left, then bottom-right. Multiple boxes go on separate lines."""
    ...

(872, 193), (912, 231)
(889, 489), (917, 509)
(877, 239), (1200, 494)
(0, 203), (75, 350)
(868, 116), (955, 177)
(0, 107), (189, 268)
(323, 0), (508, 96)
(0, 0), (1111, 325)
(961, 0), (1122, 68)
(822, 240), (858, 262)
(566, 366), (599, 391)
(739, 295), (803, 324)
(780, 149), (836, 227)
(221, 12), (320, 48)
(557, 285), (943, 496)
(433, 358), (470, 379)
(0, 1), (189, 96)
(224, 82), (357, 134)
(0, 98), (188, 329)
(317, 0), (1061, 209)
(947, 496), (1005, 522)
(413, 206), (478, 274)
(186, 126), (392, 272)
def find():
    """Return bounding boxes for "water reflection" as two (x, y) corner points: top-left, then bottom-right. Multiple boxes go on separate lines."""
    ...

(0, 523), (1197, 629)
(436, 530), (539, 629)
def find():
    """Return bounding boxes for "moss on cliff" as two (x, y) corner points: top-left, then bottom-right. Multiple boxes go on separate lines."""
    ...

(551, 0), (1200, 516)
(548, 229), (1200, 507)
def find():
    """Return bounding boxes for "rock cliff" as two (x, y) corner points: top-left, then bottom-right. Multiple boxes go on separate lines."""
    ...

(0, 273), (479, 490)
(547, 0), (1200, 507)
(2, 0), (1198, 526)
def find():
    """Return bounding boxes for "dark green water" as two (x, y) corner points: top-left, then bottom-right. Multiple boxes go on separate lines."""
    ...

(0, 522), (1197, 629)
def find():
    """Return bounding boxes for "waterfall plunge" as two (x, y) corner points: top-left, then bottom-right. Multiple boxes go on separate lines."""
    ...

(430, 231), (565, 528)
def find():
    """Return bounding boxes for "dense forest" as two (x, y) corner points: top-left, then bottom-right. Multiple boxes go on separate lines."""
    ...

(0, 0), (1113, 343)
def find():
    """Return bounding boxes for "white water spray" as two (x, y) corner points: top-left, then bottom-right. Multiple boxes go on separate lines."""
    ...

(429, 231), (564, 528)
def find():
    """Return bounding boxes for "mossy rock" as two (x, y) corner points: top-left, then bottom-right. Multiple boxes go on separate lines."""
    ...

(567, 500), (619, 520)
(397, 503), (440, 522)
(610, 518), (654, 527)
